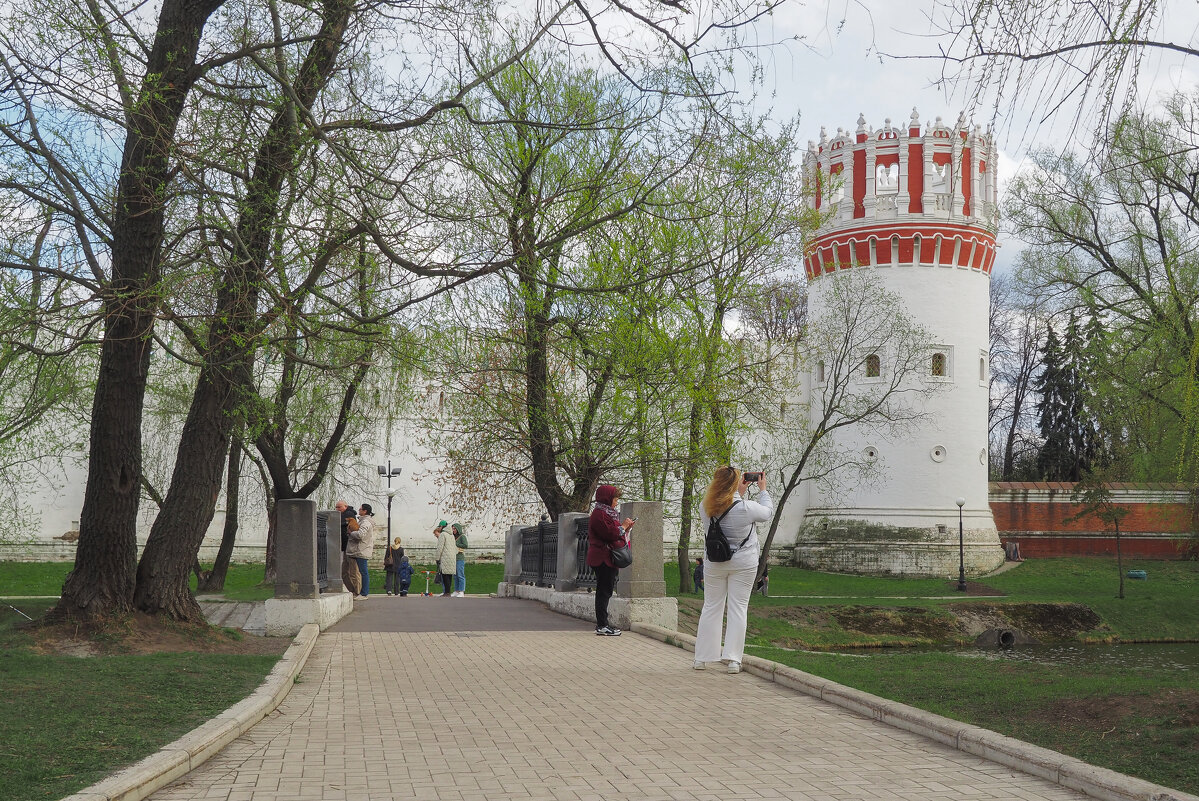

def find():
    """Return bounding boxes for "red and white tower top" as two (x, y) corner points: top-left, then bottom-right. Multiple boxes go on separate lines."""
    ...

(803, 109), (998, 279)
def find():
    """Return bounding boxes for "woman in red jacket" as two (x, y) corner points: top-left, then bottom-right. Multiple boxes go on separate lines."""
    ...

(586, 484), (634, 636)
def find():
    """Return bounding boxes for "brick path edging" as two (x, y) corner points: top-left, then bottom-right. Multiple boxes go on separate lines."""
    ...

(59, 623), (320, 801)
(630, 622), (1198, 801)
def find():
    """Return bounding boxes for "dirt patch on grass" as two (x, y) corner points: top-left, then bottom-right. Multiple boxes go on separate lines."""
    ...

(1036, 689), (1199, 731)
(26, 612), (290, 657)
(830, 606), (965, 639)
(752, 601), (1107, 646)
(951, 602), (1105, 640)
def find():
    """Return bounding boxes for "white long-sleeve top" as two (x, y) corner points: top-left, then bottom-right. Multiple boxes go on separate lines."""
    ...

(712, 489), (774, 554)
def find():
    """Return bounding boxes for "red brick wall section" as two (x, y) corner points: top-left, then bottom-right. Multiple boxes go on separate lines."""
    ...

(989, 482), (1198, 559)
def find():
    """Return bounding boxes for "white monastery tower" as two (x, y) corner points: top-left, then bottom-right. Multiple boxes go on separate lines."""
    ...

(797, 110), (1006, 577)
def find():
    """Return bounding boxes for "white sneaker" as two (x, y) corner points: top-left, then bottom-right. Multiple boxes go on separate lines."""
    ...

(692, 660), (706, 670)
(454, 591), (464, 597)
(727, 661), (741, 674)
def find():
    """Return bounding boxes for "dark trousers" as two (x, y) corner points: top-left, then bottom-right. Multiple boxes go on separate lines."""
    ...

(385, 571), (402, 595)
(440, 571), (454, 595)
(594, 563), (619, 629)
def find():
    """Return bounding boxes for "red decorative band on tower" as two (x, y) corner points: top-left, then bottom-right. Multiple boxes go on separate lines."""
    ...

(805, 223), (997, 279)
(803, 109), (997, 280)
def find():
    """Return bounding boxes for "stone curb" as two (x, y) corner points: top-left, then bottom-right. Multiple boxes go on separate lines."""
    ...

(631, 623), (1198, 801)
(59, 623), (321, 801)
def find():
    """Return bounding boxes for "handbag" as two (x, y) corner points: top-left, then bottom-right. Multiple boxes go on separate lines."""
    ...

(609, 542), (633, 569)
(384, 549), (394, 567)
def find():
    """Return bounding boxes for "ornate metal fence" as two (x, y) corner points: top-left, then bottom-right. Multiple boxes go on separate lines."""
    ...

(573, 517), (597, 589)
(316, 511), (329, 591)
(518, 518), (558, 586)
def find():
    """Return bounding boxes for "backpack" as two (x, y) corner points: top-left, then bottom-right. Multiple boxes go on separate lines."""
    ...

(705, 501), (751, 562)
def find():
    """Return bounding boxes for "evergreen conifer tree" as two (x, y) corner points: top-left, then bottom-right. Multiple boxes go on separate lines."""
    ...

(1034, 315), (1100, 480)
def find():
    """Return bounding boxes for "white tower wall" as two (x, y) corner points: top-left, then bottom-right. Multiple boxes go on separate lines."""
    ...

(797, 110), (1005, 577)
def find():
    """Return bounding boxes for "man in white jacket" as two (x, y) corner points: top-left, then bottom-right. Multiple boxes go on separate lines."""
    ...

(347, 504), (377, 598)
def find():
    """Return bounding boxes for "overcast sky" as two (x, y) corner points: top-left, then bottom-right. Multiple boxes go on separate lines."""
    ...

(741, 0), (1199, 275)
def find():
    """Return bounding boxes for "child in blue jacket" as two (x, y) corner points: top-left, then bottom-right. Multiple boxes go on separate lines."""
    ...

(397, 554), (413, 596)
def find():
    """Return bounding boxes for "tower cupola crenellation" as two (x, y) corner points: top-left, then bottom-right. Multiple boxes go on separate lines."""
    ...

(802, 110), (999, 282)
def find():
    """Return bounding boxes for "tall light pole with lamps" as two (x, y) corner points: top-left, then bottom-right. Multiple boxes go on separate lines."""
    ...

(378, 462), (403, 550)
(955, 497), (967, 592)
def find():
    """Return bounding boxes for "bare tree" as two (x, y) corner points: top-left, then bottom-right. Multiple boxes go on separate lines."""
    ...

(930, 0), (1184, 144)
(753, 271), (940, 584)
(988, 273), (1046, 479)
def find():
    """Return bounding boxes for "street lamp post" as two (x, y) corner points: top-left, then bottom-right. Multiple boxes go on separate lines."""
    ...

(955, 497), (967, 592)
(377, 461), (403, 550)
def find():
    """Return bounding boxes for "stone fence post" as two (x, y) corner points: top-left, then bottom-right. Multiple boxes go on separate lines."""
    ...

(503, 524), (524, 584)
(617, 500), (666, 598)
(275, 499), (318, 599)
(554, 512), (587, 592)
(321, 509), (344, 593)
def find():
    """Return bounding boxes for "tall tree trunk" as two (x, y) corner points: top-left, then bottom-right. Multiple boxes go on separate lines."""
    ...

(677, 398), (703, 593)
(54, 0), (225, 622)
(264, 503), (279, 585)
(197, 440), (243, 593)
(133, 0), (353, 619)
(524, 285), (564, 518)
(134, 359), (242, 619)
(1002, 368), (1026, 479)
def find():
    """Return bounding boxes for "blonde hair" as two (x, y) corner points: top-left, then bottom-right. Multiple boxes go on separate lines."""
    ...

(702, 466), (741, 517)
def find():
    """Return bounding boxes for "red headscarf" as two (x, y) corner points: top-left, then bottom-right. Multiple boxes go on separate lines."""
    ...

(595, 484), (618, 507)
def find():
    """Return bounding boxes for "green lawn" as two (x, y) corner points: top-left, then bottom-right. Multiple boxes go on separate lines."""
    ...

(0, 561), (71, 596)
(0, 601), (280, 801)
(0, 559), (509, 602)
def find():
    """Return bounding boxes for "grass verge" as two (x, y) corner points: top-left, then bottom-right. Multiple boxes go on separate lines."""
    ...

(754, 645), (1198, 795)
(0, 600), (281, 801)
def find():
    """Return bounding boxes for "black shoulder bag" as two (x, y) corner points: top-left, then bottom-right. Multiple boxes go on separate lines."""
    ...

(705, 501), (751, 563)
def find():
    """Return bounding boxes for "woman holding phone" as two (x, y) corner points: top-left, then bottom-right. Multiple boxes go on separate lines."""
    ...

(693, 466), (772, 673)
(586, 484), (635, 636)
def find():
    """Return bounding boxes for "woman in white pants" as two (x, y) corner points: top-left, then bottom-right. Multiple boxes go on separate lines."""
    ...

(693, 466), (773, 674)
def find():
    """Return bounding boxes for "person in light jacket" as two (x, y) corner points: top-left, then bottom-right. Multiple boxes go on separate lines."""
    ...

(451, 522), (468, 597)
(693, 467), (772, 674)
(586, 484), (634, 636)
(433, 522), (456, 597)
(346, 503), (377, 599)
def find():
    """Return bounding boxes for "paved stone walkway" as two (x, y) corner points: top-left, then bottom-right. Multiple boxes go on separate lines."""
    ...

(200, 601), (265, 635)
(151, 597), (1089, 801)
